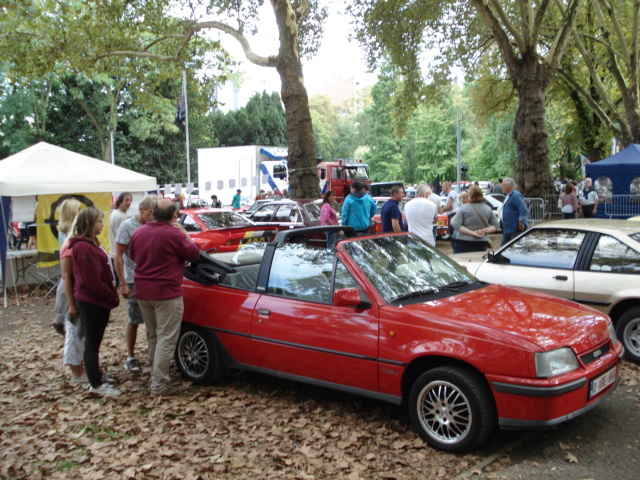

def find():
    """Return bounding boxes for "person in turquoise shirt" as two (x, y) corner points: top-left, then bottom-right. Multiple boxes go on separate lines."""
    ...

(232, 189), (242, 210)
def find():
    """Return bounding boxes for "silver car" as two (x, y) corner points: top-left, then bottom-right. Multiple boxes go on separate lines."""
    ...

(451, 219), (640, 363)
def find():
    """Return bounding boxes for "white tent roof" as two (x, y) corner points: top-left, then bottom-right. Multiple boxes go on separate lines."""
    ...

(0, 142), (157, 196)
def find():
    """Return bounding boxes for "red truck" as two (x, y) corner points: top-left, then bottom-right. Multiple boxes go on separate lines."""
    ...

(318, 159), (371, 203)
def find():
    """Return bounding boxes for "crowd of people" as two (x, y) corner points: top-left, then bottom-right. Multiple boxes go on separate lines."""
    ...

(325, 177), (527, 253)
(54, 192), (200, 397)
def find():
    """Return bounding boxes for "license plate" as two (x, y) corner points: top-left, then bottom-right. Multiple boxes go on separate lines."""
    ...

(589, 367), (617, 398)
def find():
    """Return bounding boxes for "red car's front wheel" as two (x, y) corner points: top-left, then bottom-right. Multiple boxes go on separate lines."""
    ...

(408, 367), (496, 453)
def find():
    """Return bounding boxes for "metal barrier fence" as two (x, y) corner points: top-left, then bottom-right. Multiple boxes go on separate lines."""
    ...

(602, 195), (640, 218)
(523, 197), (546, 224)
(543, 194), (563, 219)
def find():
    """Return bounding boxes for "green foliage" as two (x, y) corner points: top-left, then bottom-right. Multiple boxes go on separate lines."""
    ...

(212, 91), (287, 147)
(466, 112), (517, 182)
(362, 64), (403, 181)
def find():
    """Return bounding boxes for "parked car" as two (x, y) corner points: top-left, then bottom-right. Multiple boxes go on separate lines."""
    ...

(488, 193), (506, 203)
(178, 208), (277, 253)
(483, 193), (503, 231)
(451, 219), (640, 363)
(241, 199), (274, 217)
(177, 226), (622, 453)
(246, 200), (331, 246)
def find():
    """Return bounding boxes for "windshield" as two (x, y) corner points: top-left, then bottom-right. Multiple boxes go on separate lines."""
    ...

(343, 235), (475, 303)
(197, 211), (253, 229)
(344, 165), (369, 180)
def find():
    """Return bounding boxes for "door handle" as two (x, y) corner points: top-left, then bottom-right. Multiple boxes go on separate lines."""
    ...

(258, 309), (271, 316)
(553, 275), (568, 281)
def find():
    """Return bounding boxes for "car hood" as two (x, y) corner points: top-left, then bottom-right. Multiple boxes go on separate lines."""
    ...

(403, 284), (610, 353)
(449, 251), (488, 276)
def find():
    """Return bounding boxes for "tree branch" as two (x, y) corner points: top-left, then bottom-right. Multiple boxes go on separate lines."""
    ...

(546, 0), (580, 73)
(95, 20), (279, 69)
(487, 0), (526, 52)
(556, 67), (623, 138)
(471, 0), (521, 79)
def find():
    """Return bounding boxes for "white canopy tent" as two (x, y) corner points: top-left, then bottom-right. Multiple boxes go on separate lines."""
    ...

(0, 142), (157, 196)
(1, 142), (158, 307)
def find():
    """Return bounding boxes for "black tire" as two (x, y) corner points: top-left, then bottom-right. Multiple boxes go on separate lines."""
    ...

(174, 324), (226, 385)
(616, 307), (640, 364)
(438, 231), (451, 242)
(408, 367), (496, 453)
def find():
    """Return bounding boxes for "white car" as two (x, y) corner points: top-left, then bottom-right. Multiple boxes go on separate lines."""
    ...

(451, 219), (640, 363)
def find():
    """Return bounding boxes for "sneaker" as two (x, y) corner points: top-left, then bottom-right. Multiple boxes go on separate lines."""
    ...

(70, 372), (89, 384)
(89, 383), (121, 397)
(52, 322), (65, 336)
(101, 372), (115, 384)
(124, 358), (141, 372)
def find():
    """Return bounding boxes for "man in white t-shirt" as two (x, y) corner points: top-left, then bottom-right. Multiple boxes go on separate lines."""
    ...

(109, 192), (132, 255)
(405, 183), (439, 246)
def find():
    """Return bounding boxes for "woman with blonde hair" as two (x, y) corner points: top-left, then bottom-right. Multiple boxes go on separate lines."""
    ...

(52, 198), (81, 335)
(64, 208), (120, 396)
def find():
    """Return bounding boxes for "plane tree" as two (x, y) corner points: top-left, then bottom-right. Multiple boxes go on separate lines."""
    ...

(350, 0), (581, 197)
(92, 0), (328, 200)
(556, 0), (640, 151)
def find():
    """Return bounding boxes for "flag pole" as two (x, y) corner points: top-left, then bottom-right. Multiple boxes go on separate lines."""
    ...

(182, 69), (191, 185)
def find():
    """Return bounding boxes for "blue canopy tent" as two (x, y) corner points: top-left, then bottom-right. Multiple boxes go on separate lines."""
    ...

(585, 144), (640, 218)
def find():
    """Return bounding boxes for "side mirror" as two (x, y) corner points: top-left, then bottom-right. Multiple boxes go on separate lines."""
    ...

(334, 288), (369, 308)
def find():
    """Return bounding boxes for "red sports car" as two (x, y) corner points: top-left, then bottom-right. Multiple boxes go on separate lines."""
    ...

(178, 208), (277, 253)
(178, 227), (622, 453)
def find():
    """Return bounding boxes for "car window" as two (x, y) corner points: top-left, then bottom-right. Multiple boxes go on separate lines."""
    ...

(304, 203), (321, 221)
(589, 235), (640, 273)
(181, 214), (202, 232)
(251, 204), (277, 222)
(274, 205), (300, 223)
(500, 229), (585, 269)
(267, 243), (334, 303)
(197, 211), (251, 229)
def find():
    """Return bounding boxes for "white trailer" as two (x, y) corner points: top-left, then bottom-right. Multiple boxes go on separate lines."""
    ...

(197, 145), (288, 206)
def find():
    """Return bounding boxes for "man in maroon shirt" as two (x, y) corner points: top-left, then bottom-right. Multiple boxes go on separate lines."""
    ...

(129, 199), (201, 396)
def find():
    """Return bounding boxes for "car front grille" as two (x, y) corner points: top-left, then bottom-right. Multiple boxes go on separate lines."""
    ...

(580, 343), (611, 366)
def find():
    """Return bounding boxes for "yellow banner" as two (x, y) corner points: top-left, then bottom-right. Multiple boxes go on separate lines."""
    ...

(36, 193), (112, 267)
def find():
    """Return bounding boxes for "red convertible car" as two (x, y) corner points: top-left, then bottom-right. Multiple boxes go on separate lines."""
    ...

(178, 208), (277, 253)
(178, 226), (622, 452)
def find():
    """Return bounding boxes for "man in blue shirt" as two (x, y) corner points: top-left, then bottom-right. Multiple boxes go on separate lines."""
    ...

(501, 177), (529, 245)
(341, 181), (377, 235)
(381, 185), (405, 233)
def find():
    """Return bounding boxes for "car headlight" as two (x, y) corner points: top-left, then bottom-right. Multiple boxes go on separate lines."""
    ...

(608, 322), (618, 345)
(535, 348), (579, 378)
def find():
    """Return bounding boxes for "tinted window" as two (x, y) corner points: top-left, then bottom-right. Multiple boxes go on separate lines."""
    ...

(304, 203), (320, 221)
(267, 244), (334, 303)
(589, 235), (640, 273)
(500, 229), (585, 269)
(197, 212), (251, 229)
(274, 205), (300, 223)
(182, 214), (202, 232)
(251, 204), (277, 222)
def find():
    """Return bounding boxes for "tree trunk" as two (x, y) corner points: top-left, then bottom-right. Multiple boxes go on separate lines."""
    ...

(512, 54), (553, 198)
(272, 0), (318, 201)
